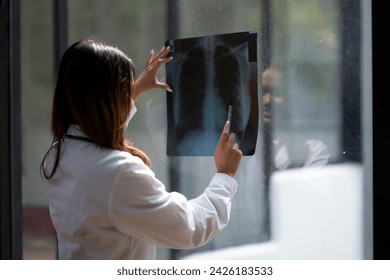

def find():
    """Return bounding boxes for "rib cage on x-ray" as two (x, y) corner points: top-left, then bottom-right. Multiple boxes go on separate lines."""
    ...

(172, 37), (250, 155)
(166, 32), (257, 156)
(213, 44), (248, 141)
(176, 46), (207, 144)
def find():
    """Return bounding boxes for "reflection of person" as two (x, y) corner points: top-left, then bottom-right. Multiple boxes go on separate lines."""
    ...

(261, 65), (329, 171)
(40, 39), (242, 259)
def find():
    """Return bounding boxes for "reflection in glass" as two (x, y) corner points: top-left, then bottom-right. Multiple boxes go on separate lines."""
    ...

(261, 65), (330, 171)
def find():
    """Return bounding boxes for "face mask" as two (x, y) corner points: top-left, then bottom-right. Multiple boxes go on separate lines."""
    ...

(125, 102), (137, 127)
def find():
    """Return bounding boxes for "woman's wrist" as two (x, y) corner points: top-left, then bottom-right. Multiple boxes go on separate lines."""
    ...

(133, 79), (146, 102)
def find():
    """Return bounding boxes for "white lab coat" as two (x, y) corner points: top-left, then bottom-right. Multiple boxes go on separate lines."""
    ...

(45, 125), (238, 259)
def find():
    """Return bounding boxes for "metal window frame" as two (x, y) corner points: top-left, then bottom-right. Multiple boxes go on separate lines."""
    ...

(340, 0), (362, 163)
(166, 0), (181, 261)
(0, 0), (22, 260)
(54, 0), (68, 72)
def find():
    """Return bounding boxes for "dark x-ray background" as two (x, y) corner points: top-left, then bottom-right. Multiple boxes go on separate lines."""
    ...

(165, 31), (258, 156)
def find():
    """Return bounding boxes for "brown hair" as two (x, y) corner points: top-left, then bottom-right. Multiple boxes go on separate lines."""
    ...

(41, 39), (151, 179)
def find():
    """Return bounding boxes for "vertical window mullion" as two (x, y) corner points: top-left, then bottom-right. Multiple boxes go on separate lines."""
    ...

(0, 0), (22, 260)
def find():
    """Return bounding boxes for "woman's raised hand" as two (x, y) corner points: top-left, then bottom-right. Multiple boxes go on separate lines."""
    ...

(133, 46), (173, 100)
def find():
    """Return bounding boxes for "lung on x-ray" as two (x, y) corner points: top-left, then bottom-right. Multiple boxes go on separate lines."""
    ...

(165, 31), (258, 156)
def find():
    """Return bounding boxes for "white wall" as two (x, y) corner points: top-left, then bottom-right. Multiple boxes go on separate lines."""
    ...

(185, 163), (364, 259)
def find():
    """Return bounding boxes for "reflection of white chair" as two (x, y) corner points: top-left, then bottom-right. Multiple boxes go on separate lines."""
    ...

(184, 163), (364, 259)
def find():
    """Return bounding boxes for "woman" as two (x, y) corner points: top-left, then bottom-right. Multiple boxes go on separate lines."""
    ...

(41, 39), (242, 259)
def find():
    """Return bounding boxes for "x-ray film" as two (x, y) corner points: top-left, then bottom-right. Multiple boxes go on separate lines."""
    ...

(165, 31), (258, 156)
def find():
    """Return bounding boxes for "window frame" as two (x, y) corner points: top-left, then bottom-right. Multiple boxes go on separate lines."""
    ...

(0, 0), (22, 260)
(1, 0), (388, 260)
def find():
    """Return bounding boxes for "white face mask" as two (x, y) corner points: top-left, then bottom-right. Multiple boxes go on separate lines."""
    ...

(125, 101), (137, 128)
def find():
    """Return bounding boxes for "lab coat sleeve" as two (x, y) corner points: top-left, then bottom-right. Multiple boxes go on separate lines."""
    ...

(107, 157), (238, 249)
(304, 140), (330, 167)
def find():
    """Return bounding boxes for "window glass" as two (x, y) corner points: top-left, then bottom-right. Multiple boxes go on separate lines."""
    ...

(67, 0), (268, 259)
(19, 0), (369, 260)
(165, 0), (267, 259)
(21, 0), (56, 259)
(67, 0), (172, 259)
(68, 0), (170, 189)
(269, 0), (340, 169)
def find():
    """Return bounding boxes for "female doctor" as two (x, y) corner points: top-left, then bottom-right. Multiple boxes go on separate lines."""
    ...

(41, 39), (243, 259)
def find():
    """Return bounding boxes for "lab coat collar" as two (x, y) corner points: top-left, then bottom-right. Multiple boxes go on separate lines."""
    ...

(67, 124), (88, 138)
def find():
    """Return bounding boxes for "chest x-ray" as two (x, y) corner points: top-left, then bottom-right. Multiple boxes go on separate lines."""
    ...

(165, 31), (258, 156)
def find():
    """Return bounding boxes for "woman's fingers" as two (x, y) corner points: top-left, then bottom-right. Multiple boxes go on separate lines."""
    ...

(156, 46), (170, 58)
(148, 46), (170, 66)
(158, 56), (173, 65)
(145, 47), (172, 74)
(218, 121), (237, 147)
(226, 132), (236, 145)
(218, 121), (230, 144)
(214, 122), (243, 178)
(154, 81), (173, 92)
(145, 49), (154, 68)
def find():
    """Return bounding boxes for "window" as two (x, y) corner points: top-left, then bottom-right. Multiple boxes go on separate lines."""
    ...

(21, 0), (56, 259)
(11, 0), (374, 260)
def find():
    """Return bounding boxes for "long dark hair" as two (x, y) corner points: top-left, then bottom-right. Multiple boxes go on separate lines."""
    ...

(41, 39), (151, 179)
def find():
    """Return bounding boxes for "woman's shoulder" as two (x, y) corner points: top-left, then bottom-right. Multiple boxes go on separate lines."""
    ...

(98, 148), (147, 169)
(80, 148), (155, 185)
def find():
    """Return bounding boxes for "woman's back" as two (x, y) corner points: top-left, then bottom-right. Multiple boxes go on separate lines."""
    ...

(47, 125), (157, 259)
